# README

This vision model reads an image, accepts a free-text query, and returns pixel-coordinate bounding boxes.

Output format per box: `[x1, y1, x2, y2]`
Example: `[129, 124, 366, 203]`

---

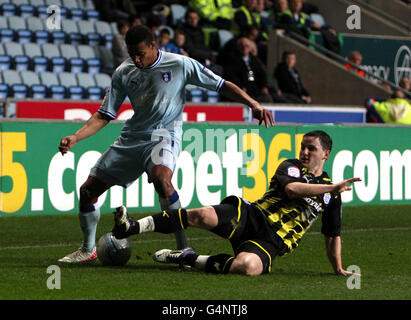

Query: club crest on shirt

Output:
[323, 192, 331, 205]
[287, 166, 300, 178]
[161, 71, 172, 83]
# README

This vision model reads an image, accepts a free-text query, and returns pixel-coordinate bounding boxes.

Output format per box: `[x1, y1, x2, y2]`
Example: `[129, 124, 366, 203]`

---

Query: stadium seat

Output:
[3, 69, 29, 98]
[7, 16, 33, 43]
[310, 13, 326, 26]
[85, 10, 100, 22]
[77, 72, 103, 100]
[93, 45, 114, 74]
[78, 0, 95, 10]
[0, 43, 11, 70]
[39, 71, 66, 98]
[61, 19, 82, 45]
[20, 70, 47, 98]
[94, 73, 111, 90]
[70, 8, 85, 21]
[0, 83, 9, 99]
[77, 20, 101, 46]
[61, 0, 79, 9]
[206, 90, 219, 103]
[0, 16, 15, 43]
[0, 3, 17, 17]
[4, 41, 30, 71]
[77, 44, 101, 74]
[29, 0, 46, 6]
[218, 29, 234, 50]
[95, 21, 113, 49]
[41, 43, 65, 72]
[58, 71, 84, 99]
[23, 42, 48, 73]
[19, 4, 36, 18]
[59, 43, 84, 73]
[170, 4, 186, 27]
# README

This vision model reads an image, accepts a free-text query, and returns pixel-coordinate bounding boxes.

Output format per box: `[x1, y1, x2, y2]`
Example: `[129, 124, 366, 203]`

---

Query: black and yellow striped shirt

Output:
[252, 159, 342, 255]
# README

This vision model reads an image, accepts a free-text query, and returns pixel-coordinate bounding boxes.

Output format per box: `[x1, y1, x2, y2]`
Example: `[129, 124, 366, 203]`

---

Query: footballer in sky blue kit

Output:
[58, 25, 274, 263]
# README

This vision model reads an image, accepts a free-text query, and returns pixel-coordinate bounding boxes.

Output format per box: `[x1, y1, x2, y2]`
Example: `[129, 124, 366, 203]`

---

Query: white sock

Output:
[194, 255, 210, 271]
[137, 216, 155, 233]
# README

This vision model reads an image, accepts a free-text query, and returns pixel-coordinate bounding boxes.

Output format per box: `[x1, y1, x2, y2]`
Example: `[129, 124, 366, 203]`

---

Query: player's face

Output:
[299, 136, 330, 172]
[128, 41, 158, 69]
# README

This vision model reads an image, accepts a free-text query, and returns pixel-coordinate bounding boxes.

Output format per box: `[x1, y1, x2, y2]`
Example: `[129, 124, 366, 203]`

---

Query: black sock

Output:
[152, 209, 188, 234]
[205, 254, 234, 274]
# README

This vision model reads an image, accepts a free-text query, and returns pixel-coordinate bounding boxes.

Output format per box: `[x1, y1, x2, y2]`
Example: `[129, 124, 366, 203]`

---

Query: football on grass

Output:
[97, 233, 132, 266]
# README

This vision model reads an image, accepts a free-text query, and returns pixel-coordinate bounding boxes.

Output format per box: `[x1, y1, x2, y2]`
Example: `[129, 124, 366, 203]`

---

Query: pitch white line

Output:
[0, 226, 410, 251]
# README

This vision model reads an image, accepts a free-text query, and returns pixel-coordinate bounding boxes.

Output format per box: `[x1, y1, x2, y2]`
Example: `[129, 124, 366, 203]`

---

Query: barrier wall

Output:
[1, 120, 410, 216]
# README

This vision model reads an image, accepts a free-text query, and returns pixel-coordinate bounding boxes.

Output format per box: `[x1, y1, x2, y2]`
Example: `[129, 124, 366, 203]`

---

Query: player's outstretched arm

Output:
[285, 177, 361, 199]
[220, 81, 274, 128]
[59, 112, 110, 155]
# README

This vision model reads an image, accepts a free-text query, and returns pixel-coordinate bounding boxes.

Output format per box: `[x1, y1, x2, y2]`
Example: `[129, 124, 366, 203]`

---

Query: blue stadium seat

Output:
[21, 70, 47, 98]
[0, 29, 15, 43]
[4, 42, 30, 71]
[23, 42, 48, 73]
[77, 20, 101, 46]
[41, 43, 66, 73]
[39, 71, 66, 98]
[95, 21, 113, 49]
[77, 44, 101, 74]
[206, 91, 219, 103]
[0, 3, 17, 17]
[0, 55, 12, 70]
[0, 83, 9, 99]
[60, 43, 84, 73]
[70, 8, 84, 21]
[19, 5, 36, 17]
[186, 89, 204, 102]
[76, 72, 102, 100]
[36, 6, 48, 19]
[85, 10, 100, 22]
[12, 84, 29, 98]
[61, 19, 82, 45]
[59, 71, 84, 99]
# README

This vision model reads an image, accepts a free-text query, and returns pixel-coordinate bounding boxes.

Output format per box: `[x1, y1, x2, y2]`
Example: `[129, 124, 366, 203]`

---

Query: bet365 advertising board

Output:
[1, 120, 410, 216]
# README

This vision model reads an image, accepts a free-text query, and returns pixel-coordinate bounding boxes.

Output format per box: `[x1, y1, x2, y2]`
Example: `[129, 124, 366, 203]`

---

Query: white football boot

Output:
[58, 246, 97, 263]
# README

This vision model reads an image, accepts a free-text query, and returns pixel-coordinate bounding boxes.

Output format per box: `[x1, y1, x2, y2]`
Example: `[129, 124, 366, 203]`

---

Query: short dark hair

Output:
[125, 25, 155, 46]
[304, 130, 333, 151]
[281, 50, 296, 62]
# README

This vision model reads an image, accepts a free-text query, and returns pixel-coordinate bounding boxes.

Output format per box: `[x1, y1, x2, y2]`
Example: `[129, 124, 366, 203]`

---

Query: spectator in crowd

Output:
[157, 28, 179, 54]
[365, 97, 411, 124]
[172, 30, 190, 57]
[280, 0, 322, 30]
[399, 76, 411, 92]
[274, 50, 312, 104]
[189, 0, 235, 29]
[93, 0, 137, 22]
[223, 37, 273, 103]
[235, 0, 269, 40]
[217, 25, 259, 66]
[301, 0, 319, 14]
[181, 9, 214, 67]
[112, 20, 130, 67]
[344, 51, 365, 77]
[129, 15, 143, 27]
[146, 14, 163, 36]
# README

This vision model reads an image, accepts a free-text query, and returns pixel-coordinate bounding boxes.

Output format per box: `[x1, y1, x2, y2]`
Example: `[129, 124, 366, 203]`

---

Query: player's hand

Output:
[333, 177, 361, 193]
[59, 135, 77, 155]
[335, 268, 360, 277]
[252, 104, 275, 128]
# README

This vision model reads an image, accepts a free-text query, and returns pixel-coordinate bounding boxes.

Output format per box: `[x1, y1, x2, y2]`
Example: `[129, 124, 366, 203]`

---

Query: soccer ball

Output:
[97, 233, 132, 266]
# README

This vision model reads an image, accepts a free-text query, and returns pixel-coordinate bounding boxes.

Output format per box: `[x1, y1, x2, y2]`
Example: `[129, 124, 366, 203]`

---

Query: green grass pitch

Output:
[0, 204, 410, 300]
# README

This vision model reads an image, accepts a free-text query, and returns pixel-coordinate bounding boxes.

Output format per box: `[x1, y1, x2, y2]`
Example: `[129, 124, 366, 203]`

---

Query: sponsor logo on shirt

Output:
[323, 192, 331, 205]
[287, 166, 300, 178]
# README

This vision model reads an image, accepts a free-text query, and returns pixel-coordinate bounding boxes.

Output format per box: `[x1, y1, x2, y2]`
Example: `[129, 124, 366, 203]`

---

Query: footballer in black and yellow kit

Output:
[112, 130, 361, 276]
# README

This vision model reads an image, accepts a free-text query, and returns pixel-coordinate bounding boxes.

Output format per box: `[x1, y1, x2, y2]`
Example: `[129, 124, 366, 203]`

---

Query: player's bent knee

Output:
[187, 207, 215, 228]
[231, 253, 263, 276]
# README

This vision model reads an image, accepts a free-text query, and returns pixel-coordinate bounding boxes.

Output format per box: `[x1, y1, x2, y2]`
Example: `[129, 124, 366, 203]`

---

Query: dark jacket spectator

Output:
[274, 51, 311, 104]
[181, 9, 214, 65]
[223, 37, 272, 103]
